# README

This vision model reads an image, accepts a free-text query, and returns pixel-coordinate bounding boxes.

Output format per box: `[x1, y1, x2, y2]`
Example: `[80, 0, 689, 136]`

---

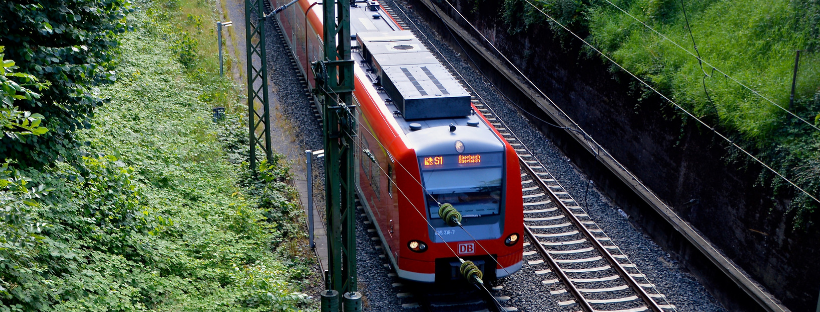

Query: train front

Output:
[403, 120, 524, 283]
[353, 31, 523, 283]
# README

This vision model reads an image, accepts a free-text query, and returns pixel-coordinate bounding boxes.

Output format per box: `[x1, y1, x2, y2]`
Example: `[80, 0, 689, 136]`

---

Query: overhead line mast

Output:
[245, 0, 273, 171]
[313, 0, 360, 310]
[246, 0, 358, 307]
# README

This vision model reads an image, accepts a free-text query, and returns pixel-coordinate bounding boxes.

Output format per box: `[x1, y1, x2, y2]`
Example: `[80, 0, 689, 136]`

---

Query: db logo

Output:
[458, 243, 475, 254]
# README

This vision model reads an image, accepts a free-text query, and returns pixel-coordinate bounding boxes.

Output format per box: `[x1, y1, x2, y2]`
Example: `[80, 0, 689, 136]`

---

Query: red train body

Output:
[273, 0, 523, 283]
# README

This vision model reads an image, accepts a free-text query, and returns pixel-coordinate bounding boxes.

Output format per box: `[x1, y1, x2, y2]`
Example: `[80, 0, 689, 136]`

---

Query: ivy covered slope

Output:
[506, 0, 820, 223]
[1, 0, 318, 311]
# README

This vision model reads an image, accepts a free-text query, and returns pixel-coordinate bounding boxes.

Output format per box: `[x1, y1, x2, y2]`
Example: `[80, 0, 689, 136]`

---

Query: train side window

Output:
[360, 139, 370, 179]
[372, 159, 380, 200]
[387, 163, 393, 198]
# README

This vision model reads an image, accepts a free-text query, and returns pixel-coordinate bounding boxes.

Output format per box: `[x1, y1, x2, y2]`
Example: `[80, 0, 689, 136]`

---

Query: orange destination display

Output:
[420, 153, 502, 170]
[458, 154, 481, 164]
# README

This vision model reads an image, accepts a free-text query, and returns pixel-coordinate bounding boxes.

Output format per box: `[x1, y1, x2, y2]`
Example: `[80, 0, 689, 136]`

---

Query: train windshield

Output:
[419, 153, 504, 219]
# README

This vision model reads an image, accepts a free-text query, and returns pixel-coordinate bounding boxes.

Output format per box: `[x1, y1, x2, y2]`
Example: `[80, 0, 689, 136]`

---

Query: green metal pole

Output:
[337, 0, 357, 298]
[317, 0, 356, 309]
[218, 22, 223, 77]
[245, 0, 256, 172]
[258, 0, 272, 162]
[245, 0, 273, 172]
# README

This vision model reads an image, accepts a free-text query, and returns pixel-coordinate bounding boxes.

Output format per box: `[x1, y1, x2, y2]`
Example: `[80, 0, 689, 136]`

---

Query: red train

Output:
[273, 0, 523, 283]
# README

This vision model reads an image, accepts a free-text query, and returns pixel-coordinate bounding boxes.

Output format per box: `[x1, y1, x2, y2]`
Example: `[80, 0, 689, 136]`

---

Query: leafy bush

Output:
[172, 32, 199, 70]
[1, 48, 48, 141]
[0, 161, 47, 306]
[0, 48, 51, 309]
[0, 0, 133, 167]
[1, 155, 154, 311]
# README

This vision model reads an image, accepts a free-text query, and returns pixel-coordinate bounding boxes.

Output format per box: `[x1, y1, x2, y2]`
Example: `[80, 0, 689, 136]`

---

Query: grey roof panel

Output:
[381, 64, 471, 119]
[357, 31, 471, 119]
[368, 52, 439, 79]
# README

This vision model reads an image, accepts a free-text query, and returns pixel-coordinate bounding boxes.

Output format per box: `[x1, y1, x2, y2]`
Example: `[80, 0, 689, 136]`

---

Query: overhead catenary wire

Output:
[398, 1, 793, 309]
[404, 0, 605, 166]
[414, 0, 603, 155]
[400, 1, 675, 309]
[519, 2, 795, 310]
[521, 0, 819, 206]
[677, 0, 720, 115]
[414, 0, 819, 208]
[597, 0, 820, 133]
[676, 0, 708, 81]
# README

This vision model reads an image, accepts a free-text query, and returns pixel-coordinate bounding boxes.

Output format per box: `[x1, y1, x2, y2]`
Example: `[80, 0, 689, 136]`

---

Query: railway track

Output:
[351, 98, 679, 312]
[376, 2, 678, 311]
[474, 101, 677, 312]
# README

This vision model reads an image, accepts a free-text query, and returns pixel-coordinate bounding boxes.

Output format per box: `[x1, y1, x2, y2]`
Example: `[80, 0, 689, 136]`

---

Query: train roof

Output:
[356, 31, 471, 120]
[349, 2, 504, 156]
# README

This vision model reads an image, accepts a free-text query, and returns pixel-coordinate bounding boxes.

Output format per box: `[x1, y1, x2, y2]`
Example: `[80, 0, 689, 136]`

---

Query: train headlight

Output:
[408, 240, 428, 252]
[505, 233, 520, 246]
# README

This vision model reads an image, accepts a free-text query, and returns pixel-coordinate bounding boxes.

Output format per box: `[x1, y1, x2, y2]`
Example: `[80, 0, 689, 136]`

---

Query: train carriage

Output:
[273, 0, 523, 283]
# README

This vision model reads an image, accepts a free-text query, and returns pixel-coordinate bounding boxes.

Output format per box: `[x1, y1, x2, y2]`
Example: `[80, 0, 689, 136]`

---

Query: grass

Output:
[587, 0, 819, 141]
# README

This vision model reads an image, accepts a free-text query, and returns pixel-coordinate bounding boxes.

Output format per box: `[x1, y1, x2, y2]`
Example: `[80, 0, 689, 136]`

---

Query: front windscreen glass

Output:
[419, 153, 503, 218]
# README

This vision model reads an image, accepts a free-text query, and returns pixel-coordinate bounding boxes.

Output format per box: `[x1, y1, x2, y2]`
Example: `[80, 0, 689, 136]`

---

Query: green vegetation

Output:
[502, 0, 820, 225]
[1, 48, 49, 141]
[0, 0, 132, 166]
[1, 0, 319, 310]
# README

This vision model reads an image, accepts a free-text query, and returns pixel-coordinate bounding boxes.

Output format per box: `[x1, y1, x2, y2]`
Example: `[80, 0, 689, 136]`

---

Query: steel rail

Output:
[519, 157, 664, 312]
[522, 221, 594, 312]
